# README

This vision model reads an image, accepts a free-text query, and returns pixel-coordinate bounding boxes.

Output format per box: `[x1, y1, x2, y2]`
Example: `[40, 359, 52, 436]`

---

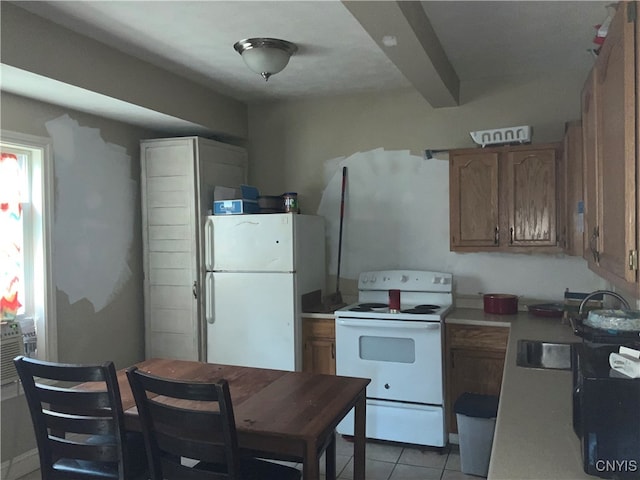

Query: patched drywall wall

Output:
[46, 115, 135, 312]
[317, 147, 607, 301]
[318, 148, 449, 279]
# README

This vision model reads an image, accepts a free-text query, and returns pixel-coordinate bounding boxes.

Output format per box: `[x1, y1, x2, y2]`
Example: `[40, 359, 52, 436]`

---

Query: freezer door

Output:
[206, 272, 298, 371]
[205, 214, 295, 272]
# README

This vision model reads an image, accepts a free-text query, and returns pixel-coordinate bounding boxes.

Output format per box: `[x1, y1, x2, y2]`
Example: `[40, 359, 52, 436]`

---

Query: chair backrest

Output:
[13, 355, 134, 480]
[126, 366, 242, 480]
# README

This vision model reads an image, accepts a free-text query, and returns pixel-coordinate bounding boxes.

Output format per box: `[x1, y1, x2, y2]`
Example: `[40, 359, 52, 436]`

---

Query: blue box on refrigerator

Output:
[213, 199, 260, 215]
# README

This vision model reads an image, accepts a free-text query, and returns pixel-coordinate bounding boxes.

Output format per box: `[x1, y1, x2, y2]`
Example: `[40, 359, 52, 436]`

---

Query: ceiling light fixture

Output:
[233, 38, 298, 81]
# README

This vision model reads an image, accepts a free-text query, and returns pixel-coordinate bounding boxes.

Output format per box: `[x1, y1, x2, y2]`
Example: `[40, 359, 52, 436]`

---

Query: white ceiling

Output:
[3, 1, 610, 128]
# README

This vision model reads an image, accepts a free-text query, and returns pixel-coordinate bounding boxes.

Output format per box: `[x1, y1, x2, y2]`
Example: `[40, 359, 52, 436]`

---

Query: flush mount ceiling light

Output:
[233, 37, 298, 81]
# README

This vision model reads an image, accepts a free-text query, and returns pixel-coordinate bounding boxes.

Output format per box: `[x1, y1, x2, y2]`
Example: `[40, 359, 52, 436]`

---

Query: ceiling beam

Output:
[343, 0, 459, 108]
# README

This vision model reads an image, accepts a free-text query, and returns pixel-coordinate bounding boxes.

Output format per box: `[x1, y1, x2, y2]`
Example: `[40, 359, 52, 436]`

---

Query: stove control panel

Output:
[358, 270, 452, 292]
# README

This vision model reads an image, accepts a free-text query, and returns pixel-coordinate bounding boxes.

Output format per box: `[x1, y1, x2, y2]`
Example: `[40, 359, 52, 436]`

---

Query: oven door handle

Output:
[336, 319, 440, 329]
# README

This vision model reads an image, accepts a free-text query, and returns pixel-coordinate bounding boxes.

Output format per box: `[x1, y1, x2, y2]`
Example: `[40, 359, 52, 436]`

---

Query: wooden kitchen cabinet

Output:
[450, 144, 560, 252]
[582, 68, 599, 270]
[581, 1, 638, 293]
[445, 324, 509, 434]
[302, 316, 336, 375]
[141, 137, 247, 361]
[560, 120, 584, 256]
[449, 151, 500, 248]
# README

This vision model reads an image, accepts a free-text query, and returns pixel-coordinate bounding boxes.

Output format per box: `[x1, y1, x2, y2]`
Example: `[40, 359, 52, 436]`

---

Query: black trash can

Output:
[454, 392, 499, 477]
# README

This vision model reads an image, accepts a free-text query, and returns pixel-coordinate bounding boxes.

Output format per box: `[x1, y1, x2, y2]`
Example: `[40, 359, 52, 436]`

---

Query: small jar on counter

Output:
[283, 192, 299, 213]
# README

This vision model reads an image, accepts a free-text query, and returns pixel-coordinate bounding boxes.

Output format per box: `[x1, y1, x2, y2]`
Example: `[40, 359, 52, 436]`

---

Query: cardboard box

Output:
[213, 199, 260, 215]
[214, 186, 240, 201]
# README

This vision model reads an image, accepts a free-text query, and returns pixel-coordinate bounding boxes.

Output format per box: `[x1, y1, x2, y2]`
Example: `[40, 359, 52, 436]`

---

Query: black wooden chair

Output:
[14, 356, 148, 480]
[126, 366, 302, 480]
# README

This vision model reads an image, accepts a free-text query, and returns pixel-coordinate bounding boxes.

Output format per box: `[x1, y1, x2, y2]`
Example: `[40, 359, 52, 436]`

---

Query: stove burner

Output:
[401, 304, 441, 314]
[349, 302, 388, 312]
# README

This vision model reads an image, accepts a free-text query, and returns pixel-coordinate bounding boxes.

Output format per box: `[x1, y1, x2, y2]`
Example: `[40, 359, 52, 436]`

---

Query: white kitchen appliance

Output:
[204, 213, 325, 371]
[335, 270, 453, 447]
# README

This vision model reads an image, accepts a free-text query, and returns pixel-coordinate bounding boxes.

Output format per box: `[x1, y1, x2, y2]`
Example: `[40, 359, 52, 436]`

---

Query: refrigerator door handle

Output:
[205, 272, 214, 324]
[204, 216, 214, 271]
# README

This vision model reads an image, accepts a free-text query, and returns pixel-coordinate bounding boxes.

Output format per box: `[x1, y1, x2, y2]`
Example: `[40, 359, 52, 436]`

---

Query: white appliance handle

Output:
[205, 272, 214, 324]
[336, 319, 440, 330]
[204, 217, 213, 271]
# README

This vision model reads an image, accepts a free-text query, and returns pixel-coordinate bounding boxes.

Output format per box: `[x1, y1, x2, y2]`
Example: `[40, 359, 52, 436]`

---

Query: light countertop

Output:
[447, 308, 591, 480]
[301, 312, 336, 319]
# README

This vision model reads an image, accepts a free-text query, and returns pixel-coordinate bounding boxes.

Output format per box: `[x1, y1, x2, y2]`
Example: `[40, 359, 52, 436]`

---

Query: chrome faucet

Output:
[578, 290, 630, 317]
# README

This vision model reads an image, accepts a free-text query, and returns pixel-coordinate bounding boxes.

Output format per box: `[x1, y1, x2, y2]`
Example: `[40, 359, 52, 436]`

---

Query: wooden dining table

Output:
[84, 358, 370, 480]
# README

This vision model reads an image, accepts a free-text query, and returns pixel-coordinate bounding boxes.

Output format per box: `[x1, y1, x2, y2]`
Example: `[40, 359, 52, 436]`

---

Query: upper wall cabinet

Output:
[561, 120, 584, 257]
[449, 150, 499, 249]
[449, 143, 560, 253]
[581, 1, 638, 294]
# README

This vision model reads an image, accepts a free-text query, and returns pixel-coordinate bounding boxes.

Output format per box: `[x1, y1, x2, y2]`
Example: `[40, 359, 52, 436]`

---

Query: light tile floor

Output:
[17, 437, 481, 480]
[317, 436, 479, 480]
[272, 436, 480, 480]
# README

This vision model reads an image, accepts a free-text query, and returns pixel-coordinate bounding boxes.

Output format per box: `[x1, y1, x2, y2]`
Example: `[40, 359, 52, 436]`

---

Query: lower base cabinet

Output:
[302, 316, 336, 375]
[445, 324, 509, 434]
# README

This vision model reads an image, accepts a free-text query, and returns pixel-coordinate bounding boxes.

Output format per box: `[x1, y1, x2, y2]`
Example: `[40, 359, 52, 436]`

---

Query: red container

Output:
[389, 289, 401, 312]
[483, 294, 518, 315]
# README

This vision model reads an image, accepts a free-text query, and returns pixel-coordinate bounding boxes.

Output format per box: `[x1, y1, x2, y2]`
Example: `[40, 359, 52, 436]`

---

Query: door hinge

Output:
[629, 250, 638, 271]
[628, 2, 637, 22]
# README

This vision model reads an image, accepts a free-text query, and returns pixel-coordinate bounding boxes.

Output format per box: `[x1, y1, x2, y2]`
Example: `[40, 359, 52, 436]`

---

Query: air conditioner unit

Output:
[1, 321, 25, 385]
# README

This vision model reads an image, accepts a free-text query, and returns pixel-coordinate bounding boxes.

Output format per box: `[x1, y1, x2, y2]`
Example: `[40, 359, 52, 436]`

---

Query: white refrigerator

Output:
[204, 213, 325, 371]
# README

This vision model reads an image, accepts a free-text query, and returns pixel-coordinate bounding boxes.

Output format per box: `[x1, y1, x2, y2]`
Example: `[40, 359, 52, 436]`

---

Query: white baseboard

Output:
[448, 433, 459, 445]
[1, 448, 39, 480]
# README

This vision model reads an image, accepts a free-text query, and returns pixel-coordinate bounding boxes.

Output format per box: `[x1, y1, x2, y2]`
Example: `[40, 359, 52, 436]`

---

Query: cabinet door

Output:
[302, 318, 336, 375]
[449, 151, 500, 249]
[142, 138, 200, 361]
[448, 348, 506, 433]
[582, 69, 600, 266]
[563, 121, 584, 256]
[594, 1, 637, 286]
[303, 338, 336, 375]
[505, 148, 558, 247]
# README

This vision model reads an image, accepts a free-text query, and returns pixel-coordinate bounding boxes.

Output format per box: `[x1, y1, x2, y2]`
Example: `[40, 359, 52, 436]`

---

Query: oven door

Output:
[335, 318, 443, 404]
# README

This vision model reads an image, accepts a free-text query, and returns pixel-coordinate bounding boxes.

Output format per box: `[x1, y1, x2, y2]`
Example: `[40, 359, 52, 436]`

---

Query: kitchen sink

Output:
[516, 339, 575, 370]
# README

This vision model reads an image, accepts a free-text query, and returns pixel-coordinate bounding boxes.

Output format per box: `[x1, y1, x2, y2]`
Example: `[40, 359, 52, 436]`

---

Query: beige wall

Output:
[248, 72, 587, 211]
[0, 92, 166, 466]
[247, 72, 608, 300]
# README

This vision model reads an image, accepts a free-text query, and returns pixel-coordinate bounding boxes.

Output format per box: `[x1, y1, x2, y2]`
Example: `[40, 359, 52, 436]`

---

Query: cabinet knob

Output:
[384, 383, 390, 389]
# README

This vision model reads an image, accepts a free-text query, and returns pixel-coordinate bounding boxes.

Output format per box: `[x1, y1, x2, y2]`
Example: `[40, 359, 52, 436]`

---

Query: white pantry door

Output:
[141, 137, 246, 361]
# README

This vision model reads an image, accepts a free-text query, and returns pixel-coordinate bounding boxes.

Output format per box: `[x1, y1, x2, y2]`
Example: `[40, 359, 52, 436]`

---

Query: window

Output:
[1, 131, 56, 362]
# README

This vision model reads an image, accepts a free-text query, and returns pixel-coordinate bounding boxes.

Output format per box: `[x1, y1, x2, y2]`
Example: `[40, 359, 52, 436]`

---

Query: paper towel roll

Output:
[609, 352, 640, 378]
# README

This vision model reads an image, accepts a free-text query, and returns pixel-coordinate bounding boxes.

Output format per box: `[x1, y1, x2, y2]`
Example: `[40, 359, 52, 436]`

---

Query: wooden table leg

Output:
[303, 440, 320, 480]
[353, 391, 366, 480]
[325, 431, 337, 480]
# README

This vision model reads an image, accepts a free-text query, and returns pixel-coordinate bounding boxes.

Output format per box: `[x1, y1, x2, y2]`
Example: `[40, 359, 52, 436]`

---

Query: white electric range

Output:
[335, 269, 453, 447]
